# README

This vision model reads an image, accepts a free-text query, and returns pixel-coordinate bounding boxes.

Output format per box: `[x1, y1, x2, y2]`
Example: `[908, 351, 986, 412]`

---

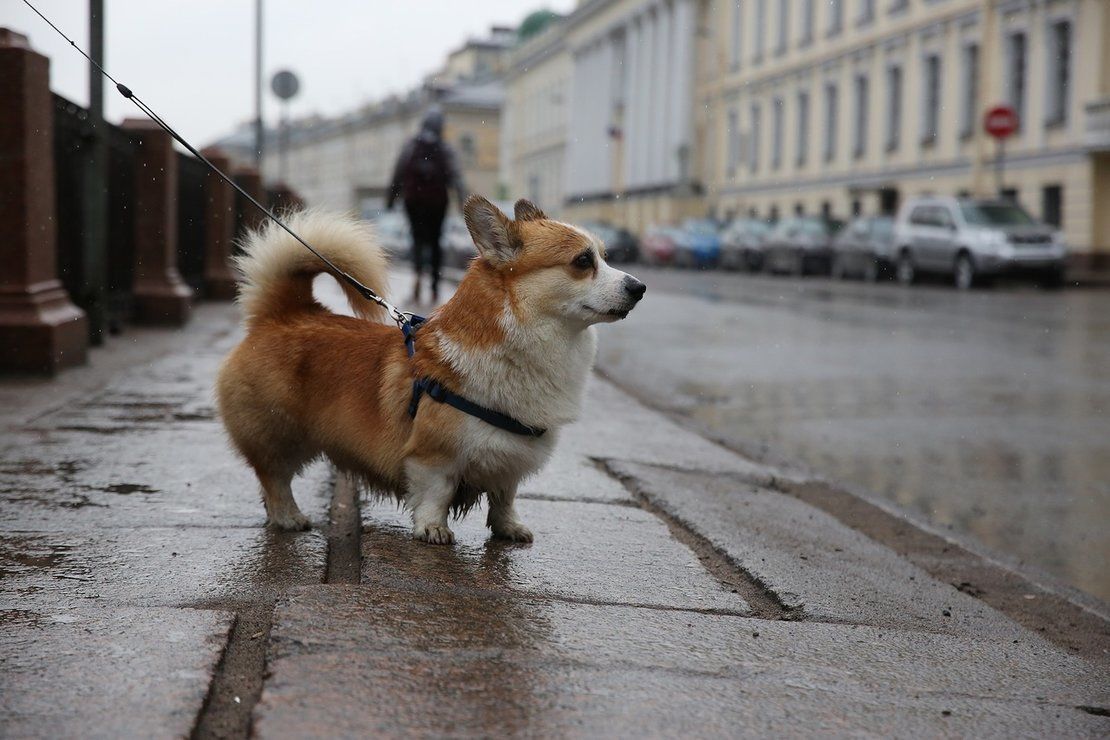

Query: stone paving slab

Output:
[0, 526, 326, 610]
[0, 606, 232, 739]
[255, 584, 1109, 739]
[361, 496, 747, 613]
[0, 437, 332, 531]
[564, 376, 794, 482]
[608, 460, 1044, 641]
[518, 446, 634, 504]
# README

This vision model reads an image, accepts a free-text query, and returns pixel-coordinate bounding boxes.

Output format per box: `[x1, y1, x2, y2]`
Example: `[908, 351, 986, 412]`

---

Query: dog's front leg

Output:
[488, 484, 534, 543]
[405, 458, 457, 545]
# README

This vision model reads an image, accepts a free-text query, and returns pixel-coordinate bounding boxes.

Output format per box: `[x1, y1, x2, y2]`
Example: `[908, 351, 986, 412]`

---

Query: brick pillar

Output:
[234, 165, 265, 237]
[200, 147, 237, 300]
[0, 29, 88, 375]
[123, 118, 192, 325]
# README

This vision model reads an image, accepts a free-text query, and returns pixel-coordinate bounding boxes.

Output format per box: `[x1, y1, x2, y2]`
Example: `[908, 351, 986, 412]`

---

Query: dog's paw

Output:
[268, 511, 312, 531]
[414, 524, 455, 545]
[492, 521, 534, 543]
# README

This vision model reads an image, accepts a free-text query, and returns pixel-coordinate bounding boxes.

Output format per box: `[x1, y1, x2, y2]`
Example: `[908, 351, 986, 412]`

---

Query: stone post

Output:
[233, 164, 265, 237]
[200, 147, 238, 300]
[0, 29, 88, 374]
[122, 118, 192, 325]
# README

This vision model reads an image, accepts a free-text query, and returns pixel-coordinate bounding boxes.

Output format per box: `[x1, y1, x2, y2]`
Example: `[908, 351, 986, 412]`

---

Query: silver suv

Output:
[893, 197, 1067, 289]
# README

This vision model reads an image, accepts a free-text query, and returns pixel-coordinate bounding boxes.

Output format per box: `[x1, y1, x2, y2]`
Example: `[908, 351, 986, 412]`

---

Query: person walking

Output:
[386, 107, 467, 304]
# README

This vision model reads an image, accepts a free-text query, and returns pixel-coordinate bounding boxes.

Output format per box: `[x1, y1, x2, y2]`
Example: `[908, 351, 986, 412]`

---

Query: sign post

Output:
[270, 70, 301, 183]
[983, 104, 1019, 197]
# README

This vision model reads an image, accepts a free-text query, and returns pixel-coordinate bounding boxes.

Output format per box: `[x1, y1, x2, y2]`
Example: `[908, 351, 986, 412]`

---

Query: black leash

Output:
[25, 0, 546, 439]
[20, 0, 412, 327]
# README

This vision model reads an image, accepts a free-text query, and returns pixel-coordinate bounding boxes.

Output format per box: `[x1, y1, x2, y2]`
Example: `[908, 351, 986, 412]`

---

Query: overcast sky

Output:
[2, 0, 575, 145]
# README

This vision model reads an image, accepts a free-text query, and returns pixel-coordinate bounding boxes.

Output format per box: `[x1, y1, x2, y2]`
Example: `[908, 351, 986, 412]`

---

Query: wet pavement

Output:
[596, 268, 1110, 604]
[1, 271, 1108, 737]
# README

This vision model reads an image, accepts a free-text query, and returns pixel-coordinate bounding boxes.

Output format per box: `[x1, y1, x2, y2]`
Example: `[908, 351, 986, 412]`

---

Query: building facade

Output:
[558, 0, 707, 231]
[500, 21, 572, 217]
[704, 0, 1110, 260]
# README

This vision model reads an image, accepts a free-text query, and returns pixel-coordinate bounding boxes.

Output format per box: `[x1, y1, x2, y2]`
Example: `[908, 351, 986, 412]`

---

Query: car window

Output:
[959, 202, 1036, 226]
[909, 206, 933, 226]
[934, 207, 954, 228]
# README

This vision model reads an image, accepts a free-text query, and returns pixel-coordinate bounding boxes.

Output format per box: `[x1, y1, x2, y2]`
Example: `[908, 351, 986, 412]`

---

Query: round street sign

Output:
[271, 70, 300, 101]
[984, 104, 1019, 139]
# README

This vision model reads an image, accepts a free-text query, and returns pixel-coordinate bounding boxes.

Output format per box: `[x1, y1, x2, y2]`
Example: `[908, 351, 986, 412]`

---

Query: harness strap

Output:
[402, 317, 546, 438]
[409, 378, 546, 438]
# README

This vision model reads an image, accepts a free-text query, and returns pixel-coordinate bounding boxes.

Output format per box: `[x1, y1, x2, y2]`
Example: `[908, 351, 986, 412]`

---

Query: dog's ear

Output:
[464, 195, 519, 265]
[514, 199, 547, 222]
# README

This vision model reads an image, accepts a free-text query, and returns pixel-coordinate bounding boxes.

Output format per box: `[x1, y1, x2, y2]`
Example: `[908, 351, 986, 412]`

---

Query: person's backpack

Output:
[402, 137, 449, 205]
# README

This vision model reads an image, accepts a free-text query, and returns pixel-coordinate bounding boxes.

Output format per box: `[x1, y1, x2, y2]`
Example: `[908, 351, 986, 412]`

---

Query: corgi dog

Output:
[216, 196, 645, 544]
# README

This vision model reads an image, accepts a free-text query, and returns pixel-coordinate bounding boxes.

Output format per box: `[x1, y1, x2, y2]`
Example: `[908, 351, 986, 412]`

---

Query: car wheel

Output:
[1039, 266, 1066, 290]
[862, 257, 879, 283]
[790, 250, 805, 277]
[896, 250, 916, 285]
[954, 253, 975, 290]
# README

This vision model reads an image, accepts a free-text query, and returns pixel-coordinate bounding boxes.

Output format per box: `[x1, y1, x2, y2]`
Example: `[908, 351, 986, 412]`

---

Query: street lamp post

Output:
[254, 0, 264, 167]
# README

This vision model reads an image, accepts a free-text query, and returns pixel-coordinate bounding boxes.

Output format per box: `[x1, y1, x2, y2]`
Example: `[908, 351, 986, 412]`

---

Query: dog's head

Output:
[463, 196, 645, 327]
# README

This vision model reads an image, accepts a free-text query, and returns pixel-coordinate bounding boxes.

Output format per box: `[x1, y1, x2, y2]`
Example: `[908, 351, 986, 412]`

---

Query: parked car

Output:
[581, 221, 640, 263]
[762, 216, 845, 275]
[893, 196, 1067, 289]
[720, 219, 772, 271]
[673, 219, 722, 269]
[641, 226, 681, 266]
[442, 215, 476, 268]
[373, 212, 411, 260]
[830, 216, 896, 281]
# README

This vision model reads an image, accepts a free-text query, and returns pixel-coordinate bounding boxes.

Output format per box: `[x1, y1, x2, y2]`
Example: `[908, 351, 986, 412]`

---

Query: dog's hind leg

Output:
[256, 467, 311, 531]
[405, 458, 457, 545]
[488, 484, 533, 543]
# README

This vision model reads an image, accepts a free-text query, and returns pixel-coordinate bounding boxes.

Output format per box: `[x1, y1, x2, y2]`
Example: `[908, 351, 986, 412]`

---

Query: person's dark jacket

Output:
[386, 110, 467, 210]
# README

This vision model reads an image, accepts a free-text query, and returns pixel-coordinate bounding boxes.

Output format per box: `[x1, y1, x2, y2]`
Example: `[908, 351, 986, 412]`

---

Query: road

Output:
[596, 267, 1110, 603]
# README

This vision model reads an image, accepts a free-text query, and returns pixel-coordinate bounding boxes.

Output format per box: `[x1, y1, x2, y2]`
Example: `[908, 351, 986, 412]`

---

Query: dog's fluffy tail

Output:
[234, 209, 390, 324]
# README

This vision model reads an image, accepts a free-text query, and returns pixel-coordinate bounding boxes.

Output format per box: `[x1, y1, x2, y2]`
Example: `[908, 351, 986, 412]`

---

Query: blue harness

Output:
[402, 316, 546, 438]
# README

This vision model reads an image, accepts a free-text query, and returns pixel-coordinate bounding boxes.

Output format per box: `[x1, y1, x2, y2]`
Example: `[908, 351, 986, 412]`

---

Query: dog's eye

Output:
[573, 252, 594, 270]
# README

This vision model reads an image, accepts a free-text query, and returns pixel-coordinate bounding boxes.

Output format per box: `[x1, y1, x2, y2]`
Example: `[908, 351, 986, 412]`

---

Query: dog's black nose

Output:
[623, 276, 646, 301]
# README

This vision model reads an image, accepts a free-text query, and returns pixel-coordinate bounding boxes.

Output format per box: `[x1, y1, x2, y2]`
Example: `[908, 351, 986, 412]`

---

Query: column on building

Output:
[622, 18, 641, 191]
[643, 6, 660, 188]
[656, 1, 674, 184]
[596, 38, 615, 194]
[567, 45, 590, 197]
[670, 0, 696, 184]
[633, 11, 653, 190]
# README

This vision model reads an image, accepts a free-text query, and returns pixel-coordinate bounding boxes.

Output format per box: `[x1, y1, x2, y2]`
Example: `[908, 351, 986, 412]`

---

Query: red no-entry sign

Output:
[984, 105, 1019, 139]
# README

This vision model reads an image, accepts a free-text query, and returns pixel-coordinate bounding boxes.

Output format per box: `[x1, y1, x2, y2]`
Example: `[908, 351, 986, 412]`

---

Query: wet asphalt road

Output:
[596, 267, 1110, 603]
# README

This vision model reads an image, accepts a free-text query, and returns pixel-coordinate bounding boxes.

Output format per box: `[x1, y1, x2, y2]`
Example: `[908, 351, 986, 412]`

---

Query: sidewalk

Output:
[1, 276, 1108, 738]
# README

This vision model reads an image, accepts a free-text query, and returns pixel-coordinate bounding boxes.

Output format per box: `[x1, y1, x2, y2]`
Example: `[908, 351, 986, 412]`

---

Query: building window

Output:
[1006, 31, 1026, 132]
[730, 0, 743, 70]
[770, 204, 780, 222]
[824, 83, 838, 162]
[827, 0, 843, 36]
[772, 97, 784, 169]
[727, 108, 740, 176]
[795, 202, 805, 215]
[886, 64, 902, 151]
[754, 0, 766, 63]
[1042, 184, 1063, 227]
[889, 0, 908, 14]
[775, 0, 789, 55]
[459, 133, 476, 164]
[921, 54, 940, 146]
[796, 90, 810, 167]
[960, 43, 979, 139]
[858, 0, 875, 26]
[749, 102, 762, 172]
[854, 74, 869, 159]
[1046, 20, 1071, 126]
[800, 0, 814, 45]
